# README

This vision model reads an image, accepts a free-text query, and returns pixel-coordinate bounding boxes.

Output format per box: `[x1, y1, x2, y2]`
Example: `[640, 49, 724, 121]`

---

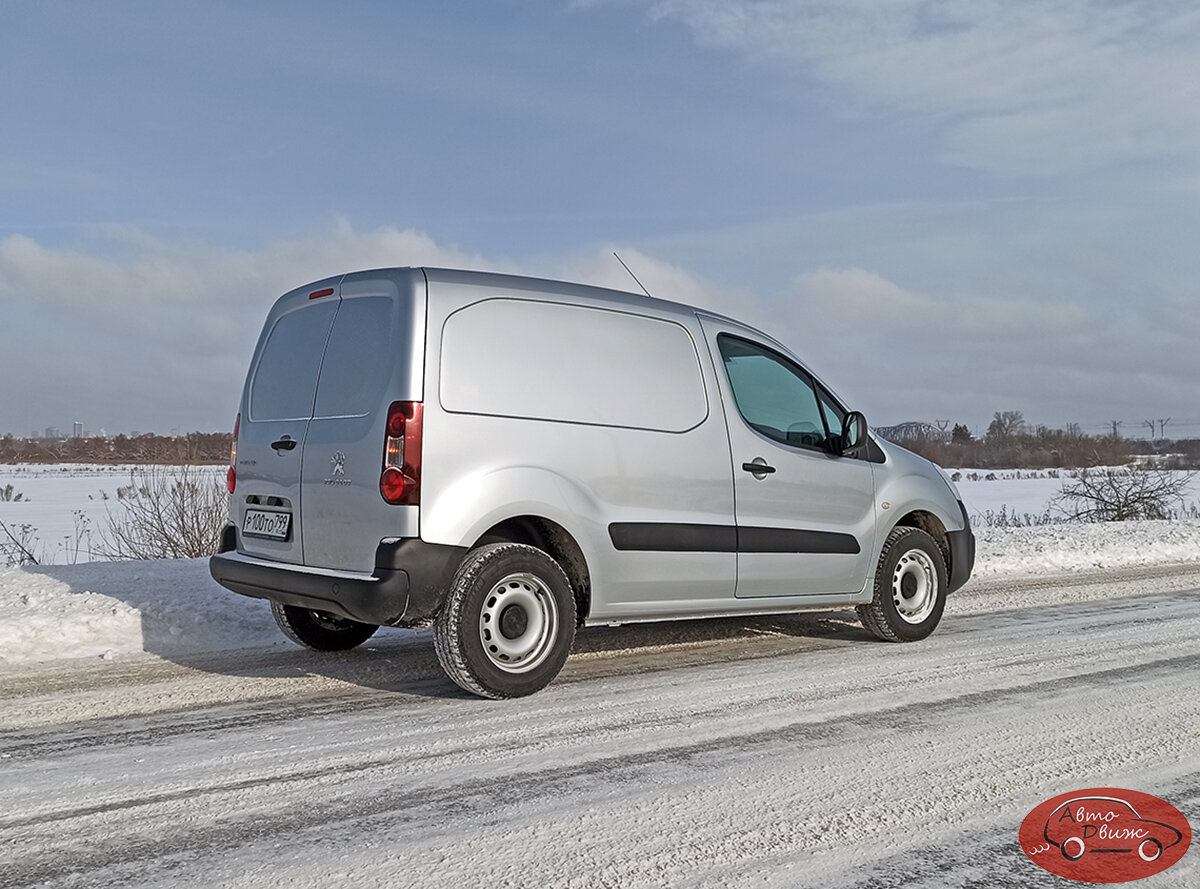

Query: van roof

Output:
[420, 266, 698, 317]
[332, 265, 782, 353]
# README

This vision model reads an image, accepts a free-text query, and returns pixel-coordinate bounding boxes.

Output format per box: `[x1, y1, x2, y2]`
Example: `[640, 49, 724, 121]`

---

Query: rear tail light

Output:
[227, 413, 240, 493]
[380, 401, 422, 505]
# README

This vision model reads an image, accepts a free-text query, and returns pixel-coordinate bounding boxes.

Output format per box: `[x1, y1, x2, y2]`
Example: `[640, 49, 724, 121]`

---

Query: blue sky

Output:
[3, 0, 1200, 439]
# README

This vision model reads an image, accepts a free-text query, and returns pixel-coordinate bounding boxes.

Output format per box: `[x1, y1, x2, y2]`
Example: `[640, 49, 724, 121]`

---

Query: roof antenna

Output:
[613, 251, 653, 298]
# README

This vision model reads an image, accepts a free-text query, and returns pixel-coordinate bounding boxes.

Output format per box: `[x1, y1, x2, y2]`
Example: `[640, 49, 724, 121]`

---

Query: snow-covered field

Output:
[1, 462, 1199, 666]
[2, 463, 1197, 568]
[0, 463, 224, 565]
[949, 466, 1200, 523]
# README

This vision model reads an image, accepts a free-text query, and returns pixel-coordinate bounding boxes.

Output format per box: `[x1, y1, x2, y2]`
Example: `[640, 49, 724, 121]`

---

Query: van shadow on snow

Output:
[28, 558, 873, 698]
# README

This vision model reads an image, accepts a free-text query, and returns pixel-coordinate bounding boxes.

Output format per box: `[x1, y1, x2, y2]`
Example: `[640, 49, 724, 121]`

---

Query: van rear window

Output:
[313, 296, 396, 418]
[249, 302, 337, 422]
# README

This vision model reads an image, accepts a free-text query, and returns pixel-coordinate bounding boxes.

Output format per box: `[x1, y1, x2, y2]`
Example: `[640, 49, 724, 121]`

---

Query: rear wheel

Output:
[271, 602, 379, 651]
[857, 526, 947, 642]
[434, 543, 576, 698]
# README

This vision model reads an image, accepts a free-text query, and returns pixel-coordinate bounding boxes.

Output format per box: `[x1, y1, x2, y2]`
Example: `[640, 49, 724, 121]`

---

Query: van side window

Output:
[718, 335, 830, 451]
[249, 302, 338, 422]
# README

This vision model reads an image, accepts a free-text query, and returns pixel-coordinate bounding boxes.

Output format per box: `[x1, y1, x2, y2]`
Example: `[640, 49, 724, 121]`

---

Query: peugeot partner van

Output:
[210, 268, 974, 698]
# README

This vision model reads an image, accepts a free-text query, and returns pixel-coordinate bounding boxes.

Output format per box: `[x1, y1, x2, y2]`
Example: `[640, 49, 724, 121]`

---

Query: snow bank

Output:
[974, 519, 1200, 577]
[2, 519, 1199, 667]
[0, 558, 281, 665]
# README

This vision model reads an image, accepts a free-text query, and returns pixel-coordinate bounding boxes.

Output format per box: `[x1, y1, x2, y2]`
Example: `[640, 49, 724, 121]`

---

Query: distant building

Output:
[73, 421, 84, 439]
[44, 426, 62, 440]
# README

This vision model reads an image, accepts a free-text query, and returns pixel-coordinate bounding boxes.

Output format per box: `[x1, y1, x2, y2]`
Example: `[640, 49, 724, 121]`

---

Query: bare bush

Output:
[1, 521, 40, 566]
[98, 464, 227, 559]
[972, 504, 1054, 528]
[1052, 468, 1196, 522]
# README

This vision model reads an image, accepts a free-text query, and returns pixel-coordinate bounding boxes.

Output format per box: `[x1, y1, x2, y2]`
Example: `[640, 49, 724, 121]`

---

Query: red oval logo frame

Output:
[1020, 788, 1191, 883]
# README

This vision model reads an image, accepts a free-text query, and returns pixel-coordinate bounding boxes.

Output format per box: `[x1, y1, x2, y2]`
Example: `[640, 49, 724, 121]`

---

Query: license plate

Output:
[242, 509, 292, 540]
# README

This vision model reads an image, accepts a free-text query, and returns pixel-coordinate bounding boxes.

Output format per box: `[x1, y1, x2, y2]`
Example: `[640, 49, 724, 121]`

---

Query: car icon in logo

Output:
[1044, 796, 1184, 863]
[330, 451, 346, 477]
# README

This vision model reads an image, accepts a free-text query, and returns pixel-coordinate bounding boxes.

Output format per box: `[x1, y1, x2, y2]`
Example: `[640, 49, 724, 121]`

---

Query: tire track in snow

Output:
[3, 587, 1196, 760]
[3, 650, 1197, 887]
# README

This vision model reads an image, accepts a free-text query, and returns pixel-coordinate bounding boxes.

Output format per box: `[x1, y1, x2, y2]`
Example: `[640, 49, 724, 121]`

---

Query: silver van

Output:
[210, 268, 974, 698]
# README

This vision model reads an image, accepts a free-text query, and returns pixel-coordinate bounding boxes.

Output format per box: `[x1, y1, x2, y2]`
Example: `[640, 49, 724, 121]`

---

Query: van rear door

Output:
[234, 279, 341, 565]
[299, 271, 425, 573]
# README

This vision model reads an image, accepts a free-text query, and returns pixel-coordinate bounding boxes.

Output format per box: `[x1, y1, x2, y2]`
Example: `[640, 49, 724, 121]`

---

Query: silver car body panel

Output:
[223, 266, 968, 626]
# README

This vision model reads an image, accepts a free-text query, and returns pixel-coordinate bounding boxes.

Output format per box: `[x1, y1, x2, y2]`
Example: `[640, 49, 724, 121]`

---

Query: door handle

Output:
[271, 437, 298, 451]
[742, 459, 776, 477]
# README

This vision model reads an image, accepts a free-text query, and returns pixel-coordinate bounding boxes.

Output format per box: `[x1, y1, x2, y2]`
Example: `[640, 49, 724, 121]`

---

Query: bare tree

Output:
[1052, 468, 1195, 522]
[98, 464, 227, 560]
[987, 410, 1027, 440]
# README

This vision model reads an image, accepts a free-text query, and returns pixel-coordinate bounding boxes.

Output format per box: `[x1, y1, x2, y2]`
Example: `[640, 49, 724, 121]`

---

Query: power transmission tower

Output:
[1110, 420, 1123, 438]
[1158, 418, 1172, 439]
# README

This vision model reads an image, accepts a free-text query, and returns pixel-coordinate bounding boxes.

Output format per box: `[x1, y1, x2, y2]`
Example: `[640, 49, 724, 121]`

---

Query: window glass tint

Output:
[249, 302, 337, 421]
[718, 335, 828, 449]
[314, 297, 396, 418]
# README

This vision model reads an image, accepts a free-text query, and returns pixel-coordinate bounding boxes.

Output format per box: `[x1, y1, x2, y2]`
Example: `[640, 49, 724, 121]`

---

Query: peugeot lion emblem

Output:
[330, 451, 346, 477]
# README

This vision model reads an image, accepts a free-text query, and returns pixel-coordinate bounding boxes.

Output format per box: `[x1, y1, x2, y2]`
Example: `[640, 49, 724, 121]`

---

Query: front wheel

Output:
[857, 526, 947, 642]
[434, 543, 576, 698]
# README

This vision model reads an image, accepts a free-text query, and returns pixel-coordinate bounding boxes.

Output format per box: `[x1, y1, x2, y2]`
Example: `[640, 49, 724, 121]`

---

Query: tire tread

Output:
[433, 542, 575, 699]
[857, 526, 946, 643]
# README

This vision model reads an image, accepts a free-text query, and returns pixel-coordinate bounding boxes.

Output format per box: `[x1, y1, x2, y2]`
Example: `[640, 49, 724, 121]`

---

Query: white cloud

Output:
[4, 221, 1197, 437]
[0, 225, 749, 435]
[552, 245, 750, 314]
[625, 0, 1200, 175]
[0, 222, 493, 434]
[777, 262, 1200, 430]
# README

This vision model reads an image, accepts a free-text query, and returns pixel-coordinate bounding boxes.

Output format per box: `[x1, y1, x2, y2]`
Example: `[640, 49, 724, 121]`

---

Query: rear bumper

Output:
[946, 501, 975, 594]
[209, 526, 466, 626]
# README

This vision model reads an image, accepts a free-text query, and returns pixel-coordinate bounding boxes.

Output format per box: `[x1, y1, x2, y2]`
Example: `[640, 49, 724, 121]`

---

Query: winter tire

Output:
[271, 601, 379, 651]
[857, 526, 947, 642]
[434, 542, 576, 699]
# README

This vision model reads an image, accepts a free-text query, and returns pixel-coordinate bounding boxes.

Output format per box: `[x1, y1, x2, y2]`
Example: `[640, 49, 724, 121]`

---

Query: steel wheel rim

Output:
[478, 572, 558, 673]
[891, 548, 938, 624]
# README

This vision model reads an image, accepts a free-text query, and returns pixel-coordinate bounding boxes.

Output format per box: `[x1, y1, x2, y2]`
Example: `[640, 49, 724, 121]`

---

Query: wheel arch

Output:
[471, 515, 592, 624]
[890, 509, 950, 569]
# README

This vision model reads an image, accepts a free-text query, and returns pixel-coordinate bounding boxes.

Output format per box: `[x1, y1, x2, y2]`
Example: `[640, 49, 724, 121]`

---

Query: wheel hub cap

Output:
[479, 572, 558, 673]
[498, 604, 528, 639]
[891, 548, 938, 624]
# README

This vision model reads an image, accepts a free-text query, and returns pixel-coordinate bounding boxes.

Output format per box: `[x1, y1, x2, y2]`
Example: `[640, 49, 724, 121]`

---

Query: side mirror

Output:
[838, 411, 869, 458]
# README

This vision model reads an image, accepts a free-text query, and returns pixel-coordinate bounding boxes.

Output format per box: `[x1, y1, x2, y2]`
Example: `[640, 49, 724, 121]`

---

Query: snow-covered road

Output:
[2, 567, 1198, 888]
